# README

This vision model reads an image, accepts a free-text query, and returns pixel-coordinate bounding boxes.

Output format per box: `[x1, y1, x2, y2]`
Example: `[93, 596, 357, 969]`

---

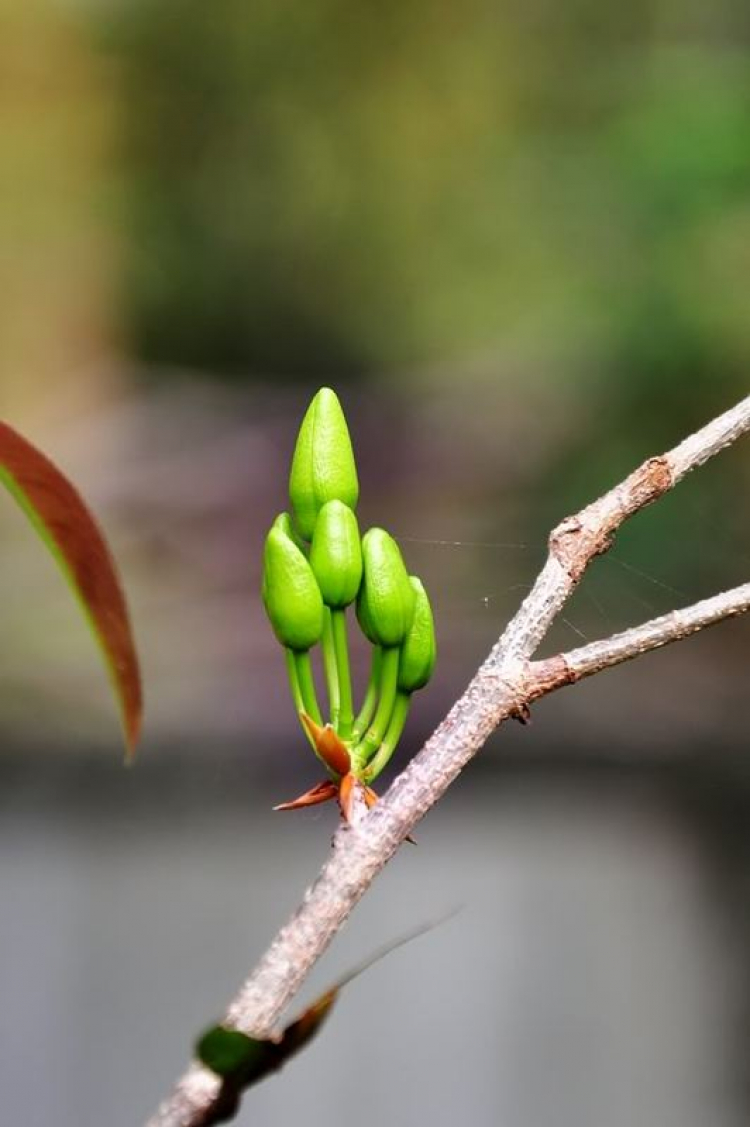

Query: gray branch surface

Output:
[147, 394, 750, 1127]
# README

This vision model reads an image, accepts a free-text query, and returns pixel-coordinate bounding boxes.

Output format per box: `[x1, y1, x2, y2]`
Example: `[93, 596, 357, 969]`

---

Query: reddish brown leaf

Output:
[0, 422, 143, 757]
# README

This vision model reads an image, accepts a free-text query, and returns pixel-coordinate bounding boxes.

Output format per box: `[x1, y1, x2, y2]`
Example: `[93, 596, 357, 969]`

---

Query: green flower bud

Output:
[310, 500, 363, 608]
[289, 387, 359, 540]
[398, 576, 436, 693]
[262, 526, 324, 650]
[355, 577, 378, 645]
[356, 528, 416, 648]
[272, 510, 307, 553]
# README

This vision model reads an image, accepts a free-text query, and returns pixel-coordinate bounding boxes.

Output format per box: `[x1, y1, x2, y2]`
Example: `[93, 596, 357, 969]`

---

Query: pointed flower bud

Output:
[289, 387, 359, 540]
[398, 576, 436, 693]
[272, 510, 308, 553]
[356, 528, 416, 648]
[354, 576, 378, 645]
[310, 499, 363, 608]
[262, 526, 324, 651]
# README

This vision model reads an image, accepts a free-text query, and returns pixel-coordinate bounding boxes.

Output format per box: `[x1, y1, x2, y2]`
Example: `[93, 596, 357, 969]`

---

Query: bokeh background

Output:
[1, 2, 750, 1125]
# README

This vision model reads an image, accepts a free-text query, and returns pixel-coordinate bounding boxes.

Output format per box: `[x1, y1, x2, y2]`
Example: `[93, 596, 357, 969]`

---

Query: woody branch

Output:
[147, 393, 750, 1127]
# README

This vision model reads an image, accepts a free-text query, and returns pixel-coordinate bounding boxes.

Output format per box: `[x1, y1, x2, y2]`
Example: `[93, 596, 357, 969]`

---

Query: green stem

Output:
[321, 608, 340, 729]
[351, 646, 382, 742]
[285, 648, 316, 751]
[331, 608, 354, 739]
[363, 691, 410, 782]
[355, 645, 400, 763]
[294, 649, 322, 726]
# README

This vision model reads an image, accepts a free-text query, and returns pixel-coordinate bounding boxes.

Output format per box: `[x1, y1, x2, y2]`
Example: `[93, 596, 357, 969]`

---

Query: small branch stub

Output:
[549, 454, 672, 582]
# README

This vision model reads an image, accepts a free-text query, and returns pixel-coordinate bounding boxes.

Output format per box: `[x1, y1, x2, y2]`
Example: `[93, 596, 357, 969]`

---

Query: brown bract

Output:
[299, 713, 352, 776]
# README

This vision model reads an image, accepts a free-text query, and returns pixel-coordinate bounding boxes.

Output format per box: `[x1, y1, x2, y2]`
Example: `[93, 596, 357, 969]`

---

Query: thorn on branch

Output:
[511, 703, 532, 724]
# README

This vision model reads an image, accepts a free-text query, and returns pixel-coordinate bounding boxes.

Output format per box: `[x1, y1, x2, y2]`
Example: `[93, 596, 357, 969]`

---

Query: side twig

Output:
[530, 581, 750, 698]
[147, 394, 750, 1127]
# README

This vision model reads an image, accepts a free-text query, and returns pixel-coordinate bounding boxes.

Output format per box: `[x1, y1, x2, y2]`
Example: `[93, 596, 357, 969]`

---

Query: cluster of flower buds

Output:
[262, 387, 436, 822]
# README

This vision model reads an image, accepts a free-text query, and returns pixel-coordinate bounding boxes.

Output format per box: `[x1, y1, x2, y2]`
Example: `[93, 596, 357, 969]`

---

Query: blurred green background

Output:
[1, 3, 750, 1126]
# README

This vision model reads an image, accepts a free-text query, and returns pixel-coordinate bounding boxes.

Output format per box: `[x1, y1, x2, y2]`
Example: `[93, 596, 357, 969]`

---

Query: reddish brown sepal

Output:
[273, 780, 338, 812]
[0, 422, 143, 758]
[362, 784, 380, 810]
[337, 772, 357, 823]
[275, 771, 415, 843]
[299, 712, 351, 776]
